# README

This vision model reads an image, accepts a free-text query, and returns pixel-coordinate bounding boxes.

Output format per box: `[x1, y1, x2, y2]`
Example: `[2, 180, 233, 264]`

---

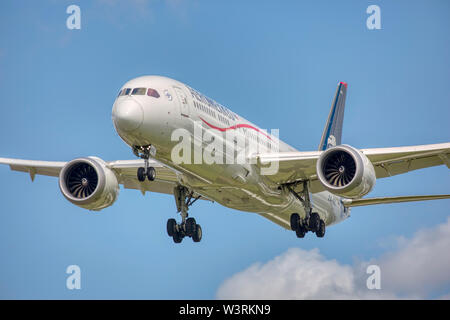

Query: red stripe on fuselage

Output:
[199, 117, 272, 141]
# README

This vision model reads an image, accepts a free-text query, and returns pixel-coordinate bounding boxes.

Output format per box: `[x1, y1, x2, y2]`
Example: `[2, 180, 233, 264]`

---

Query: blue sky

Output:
[0, 0, 449, 299]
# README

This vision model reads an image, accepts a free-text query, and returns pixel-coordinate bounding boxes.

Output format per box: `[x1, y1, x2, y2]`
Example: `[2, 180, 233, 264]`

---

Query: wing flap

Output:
[121, 178, 177, 195]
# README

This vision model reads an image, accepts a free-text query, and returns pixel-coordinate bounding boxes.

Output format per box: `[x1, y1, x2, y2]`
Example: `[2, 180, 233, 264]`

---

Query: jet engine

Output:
[58, 157, 119, 211]
[316, 145, 376, 199]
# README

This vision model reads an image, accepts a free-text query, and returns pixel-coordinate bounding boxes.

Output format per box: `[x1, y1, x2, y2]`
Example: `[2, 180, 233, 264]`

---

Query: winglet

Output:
[318, 82, 348, 151]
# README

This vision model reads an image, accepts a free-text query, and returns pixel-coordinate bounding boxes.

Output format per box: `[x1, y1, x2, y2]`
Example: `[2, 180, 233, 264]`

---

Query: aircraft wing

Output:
[0, 158, 66, 180]
[253, 142, 450, 192]
[342, 194, 450, 207]
[360, 143, 450, 178]
[0, 157, 180, 196]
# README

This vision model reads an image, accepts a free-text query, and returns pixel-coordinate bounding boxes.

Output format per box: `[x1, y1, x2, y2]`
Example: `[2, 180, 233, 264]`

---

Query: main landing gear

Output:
[133, 146, 156, 182]
[286, 181, 326, 238]
[167, 186, 203, 244]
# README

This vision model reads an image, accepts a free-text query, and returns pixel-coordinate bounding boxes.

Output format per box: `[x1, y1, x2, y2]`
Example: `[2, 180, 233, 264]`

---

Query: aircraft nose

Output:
[112, 99, 144, 132]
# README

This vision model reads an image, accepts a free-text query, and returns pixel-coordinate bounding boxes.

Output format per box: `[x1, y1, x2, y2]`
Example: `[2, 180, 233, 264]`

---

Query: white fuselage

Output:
[112, 76, 349, 229]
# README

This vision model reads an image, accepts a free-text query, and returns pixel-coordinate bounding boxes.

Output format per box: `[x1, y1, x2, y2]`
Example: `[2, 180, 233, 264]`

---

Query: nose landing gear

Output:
[133, 145, 156, 182]
[137, 166, 156, 182]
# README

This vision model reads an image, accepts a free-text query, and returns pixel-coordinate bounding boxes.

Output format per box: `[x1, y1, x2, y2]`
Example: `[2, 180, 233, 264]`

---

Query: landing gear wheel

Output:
[309, 212, 320, 232]
[185, 217, 197, 237]
[137, 167, 146, 182]
[167, 218, 176, 237]
[169, 186, 203, 244]
[295, 226, 306, 238]
[290, 213, 300, 231]
[173, 231, 183, 243]
[147, 167, 156, 181]
[193, 224, 202, 242]
[316, 220, 326, 238]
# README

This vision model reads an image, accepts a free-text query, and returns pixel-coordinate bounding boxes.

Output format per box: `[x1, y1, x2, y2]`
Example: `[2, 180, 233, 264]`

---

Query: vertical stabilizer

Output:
[318, 82, 347, 151]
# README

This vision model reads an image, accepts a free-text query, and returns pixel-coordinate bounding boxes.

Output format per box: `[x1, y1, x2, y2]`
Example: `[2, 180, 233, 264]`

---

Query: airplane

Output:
[1, 75, 449, 243]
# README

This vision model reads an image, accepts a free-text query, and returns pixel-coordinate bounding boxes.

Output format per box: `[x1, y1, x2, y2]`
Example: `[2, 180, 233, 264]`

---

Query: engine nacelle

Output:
[58, 157, 119, 211]
[316, 145, 376, 199]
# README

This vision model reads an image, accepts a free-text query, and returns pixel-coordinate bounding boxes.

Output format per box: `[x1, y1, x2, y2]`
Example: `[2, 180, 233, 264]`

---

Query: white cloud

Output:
[376, 217, 450, 296]
[216, 218, 450, 299]
[217, 248, 394, 299]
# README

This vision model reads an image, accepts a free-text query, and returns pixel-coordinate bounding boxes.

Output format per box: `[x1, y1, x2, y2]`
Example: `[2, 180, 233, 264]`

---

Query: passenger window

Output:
[132, 88, 146, 95]
[147, 88, 160, 98]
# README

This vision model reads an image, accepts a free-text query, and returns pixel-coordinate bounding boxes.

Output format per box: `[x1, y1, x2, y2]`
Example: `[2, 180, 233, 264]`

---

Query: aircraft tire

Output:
[167, 218, 177, 237]
[290, 213, 300, 231]
[309, 212, 320, 232]
[173, 231, 183, 243]
[316, 220, 326, 238]
[295, 227, 306, 238]
[193, 224, 202, 242]
[137, 167, 146, 182]
[186, 218, 196, 237]
[147, 167, 156, 181]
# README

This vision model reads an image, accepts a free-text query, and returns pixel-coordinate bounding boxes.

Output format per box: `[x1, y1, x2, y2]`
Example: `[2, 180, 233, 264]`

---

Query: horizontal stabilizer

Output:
[342, 194, 450, 207]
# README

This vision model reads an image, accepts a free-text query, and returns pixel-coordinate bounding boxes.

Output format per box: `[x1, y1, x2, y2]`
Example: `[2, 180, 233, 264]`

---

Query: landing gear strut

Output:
[167, 185, 202, 244]
[133, 145, 156, 182]
[286, 181, 326, 238]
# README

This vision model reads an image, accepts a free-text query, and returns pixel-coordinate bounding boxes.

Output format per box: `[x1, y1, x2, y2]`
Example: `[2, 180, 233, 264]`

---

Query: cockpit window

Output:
[119, 88, 131, 96]
[147, 88, 160, 98]
[132, 87, 146, 95]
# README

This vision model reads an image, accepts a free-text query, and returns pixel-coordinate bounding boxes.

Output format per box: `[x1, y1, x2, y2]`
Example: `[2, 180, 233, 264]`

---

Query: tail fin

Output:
[318, 82, 348, 151]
